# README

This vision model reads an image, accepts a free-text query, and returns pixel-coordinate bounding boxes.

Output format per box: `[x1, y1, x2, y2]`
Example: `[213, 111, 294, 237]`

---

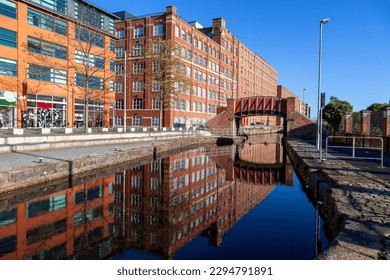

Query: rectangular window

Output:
[0, 27, 16, 48]
[133, 98, 143, 109]
[0, 235, 16, 255]
[114, 116, 123, 126]
[152, 80, 160, 92]
[75, 27, 104, 48]
[110, 39, 115, 52]
[116, 47, 124, 58]
[132, 80, 143, 92]
[115, 99, 123, 109]
[152, 61, 160, 73]
[153, 42, 162, 54]
[27, 195, 66, 218]
[75, 73, 103, 90]
[109, 19, 115, 35]
[132, 116, 142, 126]
[0, 57, 16, 76]
[133, 62, 143, 74]
[0, 0, 16, 19]
[117, 29, 125, 39]
[152, 116, 159, 127]
[153, 24, 163, 36]
[28, 36, 67, 60]
[27, 219, 66, 245]
[29, 0, 66, 14]
[27, 8, 67, 35]
[74, 1, 103, 30]
[28, 64, 67, 84]
[134, 27, 144, 38]
[152, 98, 160, 109]
[115, 81, 123, 93]
[110, 60, 115, 72]
[0, 208, 16, 227]
[87, 186, 103, 200]
[115, 64, 123, 75]
[133, 44, 143, 56]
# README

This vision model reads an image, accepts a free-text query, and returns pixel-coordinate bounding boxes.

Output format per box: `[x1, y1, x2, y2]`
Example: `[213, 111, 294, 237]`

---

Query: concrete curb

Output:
[0, 138, 217, 194]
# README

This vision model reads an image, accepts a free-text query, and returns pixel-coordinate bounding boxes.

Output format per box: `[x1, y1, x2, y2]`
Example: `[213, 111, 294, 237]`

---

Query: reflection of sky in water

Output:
[113, 174, 328, 260]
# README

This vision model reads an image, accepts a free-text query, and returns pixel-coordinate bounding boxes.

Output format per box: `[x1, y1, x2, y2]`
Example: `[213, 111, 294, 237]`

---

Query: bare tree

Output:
[0, 58, 61, 128]
[22, 8, 116, 132]
[144, 39, 192, 130]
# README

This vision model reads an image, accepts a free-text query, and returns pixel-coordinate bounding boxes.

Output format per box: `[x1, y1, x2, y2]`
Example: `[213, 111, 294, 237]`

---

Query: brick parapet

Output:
[360, 110, 372, 135]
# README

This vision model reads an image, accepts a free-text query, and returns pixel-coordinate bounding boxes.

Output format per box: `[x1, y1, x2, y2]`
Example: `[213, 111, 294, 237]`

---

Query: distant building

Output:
[113, 6, 278, 128]
[277, 85, 310, 118]
[0, 0, 118, 128]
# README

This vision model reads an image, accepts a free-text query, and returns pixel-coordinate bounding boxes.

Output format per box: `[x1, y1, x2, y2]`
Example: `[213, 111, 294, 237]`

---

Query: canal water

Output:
[0, 134, 329, 260]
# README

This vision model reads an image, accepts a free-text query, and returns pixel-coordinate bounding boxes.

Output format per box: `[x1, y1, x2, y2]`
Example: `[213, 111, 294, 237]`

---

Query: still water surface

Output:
[0, 134, 328, 260]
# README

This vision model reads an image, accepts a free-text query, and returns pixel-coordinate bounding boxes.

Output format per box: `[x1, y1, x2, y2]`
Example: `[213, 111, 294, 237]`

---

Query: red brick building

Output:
[113, 6, 278, 128]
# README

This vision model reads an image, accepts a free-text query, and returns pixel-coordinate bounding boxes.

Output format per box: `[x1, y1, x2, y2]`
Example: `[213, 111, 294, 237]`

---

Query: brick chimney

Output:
[166, 6, 177, 15]
[212, 17, 226, 31]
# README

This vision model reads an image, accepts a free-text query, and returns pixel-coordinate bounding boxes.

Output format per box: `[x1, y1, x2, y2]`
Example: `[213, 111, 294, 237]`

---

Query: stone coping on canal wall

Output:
[0, 130, 214, 153]
[0, 136, 228, 194]
[285, 138, 390, 260]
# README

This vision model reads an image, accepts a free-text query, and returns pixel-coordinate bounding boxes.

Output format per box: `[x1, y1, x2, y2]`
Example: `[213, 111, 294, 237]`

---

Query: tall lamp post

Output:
[302, 88, 306, 115]
[316, 18, 330, 150]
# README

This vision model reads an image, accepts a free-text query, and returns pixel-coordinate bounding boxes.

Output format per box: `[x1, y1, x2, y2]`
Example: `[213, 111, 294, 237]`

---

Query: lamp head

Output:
[321, 18, 330, 24]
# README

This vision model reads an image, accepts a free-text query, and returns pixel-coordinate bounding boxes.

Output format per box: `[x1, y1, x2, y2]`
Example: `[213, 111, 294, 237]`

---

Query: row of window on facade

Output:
[0, 184, 110, 229]
[116, 23, 164, 39]
[0, 8, 116, 51]
[175, 25, 234, 57]
[0, 56, 114, 92]
[0, 0, 116, 35]
[115, 42, 234, 80]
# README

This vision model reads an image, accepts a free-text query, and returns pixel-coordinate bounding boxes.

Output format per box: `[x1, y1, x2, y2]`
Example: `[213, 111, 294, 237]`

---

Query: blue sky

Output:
[93, 0, 390, 117]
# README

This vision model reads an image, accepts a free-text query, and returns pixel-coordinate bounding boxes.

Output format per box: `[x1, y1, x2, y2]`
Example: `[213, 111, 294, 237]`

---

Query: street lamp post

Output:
[316, 18, 330, 150]
[302, 88, 306, 115]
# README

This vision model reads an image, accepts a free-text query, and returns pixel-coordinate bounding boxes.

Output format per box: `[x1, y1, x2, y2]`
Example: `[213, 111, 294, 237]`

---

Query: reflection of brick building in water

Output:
[0, 143, 285, 260]
[0, 176, 115, 259]
[115, 147, 277, 259]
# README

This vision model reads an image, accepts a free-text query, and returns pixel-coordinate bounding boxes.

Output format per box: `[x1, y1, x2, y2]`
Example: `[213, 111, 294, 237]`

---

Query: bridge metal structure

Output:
[234, 96, 287, 118]
[232, 96, 288, 135]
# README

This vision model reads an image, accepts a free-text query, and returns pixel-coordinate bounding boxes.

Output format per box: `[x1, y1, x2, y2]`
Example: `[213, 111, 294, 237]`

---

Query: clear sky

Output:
[92, 0, 390, 117]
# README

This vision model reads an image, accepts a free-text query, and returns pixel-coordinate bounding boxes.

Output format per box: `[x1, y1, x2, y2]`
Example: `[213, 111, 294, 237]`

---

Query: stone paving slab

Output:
[285, 138, 390, 260]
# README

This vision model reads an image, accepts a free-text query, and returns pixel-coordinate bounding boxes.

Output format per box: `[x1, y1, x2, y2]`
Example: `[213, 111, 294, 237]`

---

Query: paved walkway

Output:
[286, 138, 390, 260]
[0, 139, 169, 170]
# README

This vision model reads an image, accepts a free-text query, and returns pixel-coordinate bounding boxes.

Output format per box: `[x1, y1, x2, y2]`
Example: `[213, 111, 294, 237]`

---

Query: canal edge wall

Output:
[285, 138, 390, 260]
[0, 136, 242, 194]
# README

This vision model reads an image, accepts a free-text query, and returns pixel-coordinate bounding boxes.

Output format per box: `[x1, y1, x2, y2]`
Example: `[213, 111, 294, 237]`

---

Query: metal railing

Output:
[325, 136, 384, 167]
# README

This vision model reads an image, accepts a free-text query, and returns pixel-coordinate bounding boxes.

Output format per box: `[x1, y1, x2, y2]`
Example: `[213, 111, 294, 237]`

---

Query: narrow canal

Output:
[0, 134, 329, 260]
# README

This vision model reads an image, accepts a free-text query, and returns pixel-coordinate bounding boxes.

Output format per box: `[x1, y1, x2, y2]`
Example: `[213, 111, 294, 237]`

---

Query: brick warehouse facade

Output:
[1, 2, 303, 129]
[0, 0, 118, 128]
[113, 6, 279, 128]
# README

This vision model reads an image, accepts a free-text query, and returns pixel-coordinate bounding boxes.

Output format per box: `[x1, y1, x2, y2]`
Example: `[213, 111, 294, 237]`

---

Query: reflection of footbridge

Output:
[205, 136, 293, 186]
[233, 161, 284, 185]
